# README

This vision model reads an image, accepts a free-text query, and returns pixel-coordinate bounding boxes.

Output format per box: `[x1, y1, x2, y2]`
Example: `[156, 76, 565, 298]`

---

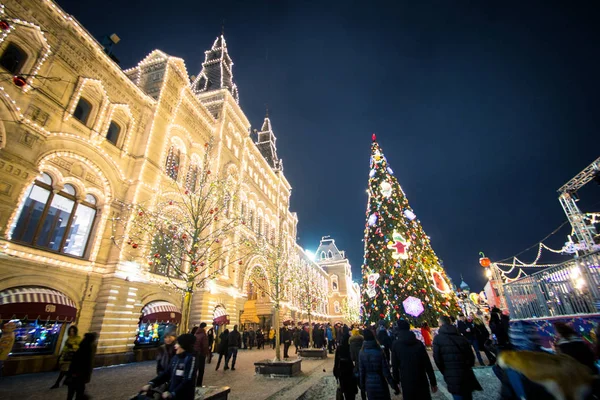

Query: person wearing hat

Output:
[391, 320, 437, 400]
[142, 333, 197, 399]
[156, 326, 177, 375]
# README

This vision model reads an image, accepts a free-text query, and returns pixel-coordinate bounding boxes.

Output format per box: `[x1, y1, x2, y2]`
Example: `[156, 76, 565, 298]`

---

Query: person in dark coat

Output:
[193, 322, 209, 387]
[215, 329, 229, 370]
[207, 327, 214, 363]
[292, 327, 300, 353]
[433, 316, 482, 400]
[554, 322, 597, 375]
[248, 328, 255, 350]
[458, 314, 484, 366]
[300, 326, 309, 349]
[280, 326, 292, 358]
[242, 327, 249, 350]
[225, 325, 241, 370]
[376, 321, 392, 361]
[334, 333, 358, 400]
[358, 329, 399, 400]
[67, 332, 97, 400]
[143, 334, 196, 400]
[473, 317, 495, 365]
[256, 328, 264, 349]
[391, 320, 437, 400]
[156, 328, 177, 375]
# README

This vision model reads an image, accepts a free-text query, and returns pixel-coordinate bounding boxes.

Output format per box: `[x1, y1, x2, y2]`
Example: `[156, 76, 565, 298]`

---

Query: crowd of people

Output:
[3, 307, 600, 400]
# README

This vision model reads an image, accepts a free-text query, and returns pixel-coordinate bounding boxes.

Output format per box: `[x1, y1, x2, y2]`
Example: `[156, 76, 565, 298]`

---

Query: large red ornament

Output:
[372, 133, 377, 142]
[132, 243, 138, 249]
[0, 20, 10, 31]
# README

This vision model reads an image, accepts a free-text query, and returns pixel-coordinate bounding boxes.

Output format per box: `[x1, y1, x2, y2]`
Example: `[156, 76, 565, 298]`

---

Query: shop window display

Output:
[9, 320, 63, 355]
[135, 322, 176, 347]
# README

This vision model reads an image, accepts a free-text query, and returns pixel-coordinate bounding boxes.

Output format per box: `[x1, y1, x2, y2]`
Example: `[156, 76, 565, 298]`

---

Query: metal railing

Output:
[504, 251, 600, 319]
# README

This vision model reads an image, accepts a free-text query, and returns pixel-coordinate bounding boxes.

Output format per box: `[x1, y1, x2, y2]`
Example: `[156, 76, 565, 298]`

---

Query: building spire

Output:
[256, 111, 281, 171]
[191, 29, 239, 103]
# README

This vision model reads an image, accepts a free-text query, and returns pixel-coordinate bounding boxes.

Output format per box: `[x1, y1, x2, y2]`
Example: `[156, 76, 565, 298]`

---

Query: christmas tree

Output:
[361, 135, 460, 326]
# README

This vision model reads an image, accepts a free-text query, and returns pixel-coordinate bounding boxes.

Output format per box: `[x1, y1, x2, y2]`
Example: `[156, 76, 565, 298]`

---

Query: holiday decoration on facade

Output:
[361, 136, 460, 326]
[403, 296, 425, 317]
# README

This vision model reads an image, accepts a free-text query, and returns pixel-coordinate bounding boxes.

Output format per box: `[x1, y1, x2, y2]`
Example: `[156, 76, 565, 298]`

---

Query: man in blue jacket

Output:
[142, 334, 197, 399]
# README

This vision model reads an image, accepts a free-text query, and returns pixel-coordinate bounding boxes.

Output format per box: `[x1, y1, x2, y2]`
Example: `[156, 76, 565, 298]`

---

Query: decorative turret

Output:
[459, 275, 470, 292]
[191, 34, 239, 103]
[255, 110, 282, 171]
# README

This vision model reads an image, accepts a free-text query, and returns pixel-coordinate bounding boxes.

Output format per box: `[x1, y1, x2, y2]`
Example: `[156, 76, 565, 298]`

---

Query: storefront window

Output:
[135, 322, 176, 347]
[9, 320, 63, 356]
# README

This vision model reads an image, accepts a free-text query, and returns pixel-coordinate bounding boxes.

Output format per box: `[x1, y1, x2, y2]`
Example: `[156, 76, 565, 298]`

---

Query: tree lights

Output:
[361, 136, 460, 326]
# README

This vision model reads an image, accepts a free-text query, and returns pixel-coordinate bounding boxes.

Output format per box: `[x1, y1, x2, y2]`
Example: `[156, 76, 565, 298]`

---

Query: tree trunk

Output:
[274, 304, 281, 361]
[179, 288, 193, 335]
[308, 311, 313, 348]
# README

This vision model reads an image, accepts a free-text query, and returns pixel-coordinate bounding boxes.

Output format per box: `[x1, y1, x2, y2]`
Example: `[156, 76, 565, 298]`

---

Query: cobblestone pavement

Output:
[1, 348, 501, 400]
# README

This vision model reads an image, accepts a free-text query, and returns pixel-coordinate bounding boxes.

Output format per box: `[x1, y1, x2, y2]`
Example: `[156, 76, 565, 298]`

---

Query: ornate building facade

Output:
[0, 0, 359, 374]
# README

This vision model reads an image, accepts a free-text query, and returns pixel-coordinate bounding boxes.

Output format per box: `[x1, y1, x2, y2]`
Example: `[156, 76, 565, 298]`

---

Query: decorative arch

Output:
[240, 256, 271, 295]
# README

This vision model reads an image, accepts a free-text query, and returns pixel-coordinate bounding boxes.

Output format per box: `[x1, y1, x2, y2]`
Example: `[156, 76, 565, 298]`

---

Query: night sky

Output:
[56, 0, 599, 291]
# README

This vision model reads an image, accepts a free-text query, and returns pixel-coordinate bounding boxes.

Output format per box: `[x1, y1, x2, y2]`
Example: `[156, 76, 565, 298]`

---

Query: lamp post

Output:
[480, 252, 508, 311]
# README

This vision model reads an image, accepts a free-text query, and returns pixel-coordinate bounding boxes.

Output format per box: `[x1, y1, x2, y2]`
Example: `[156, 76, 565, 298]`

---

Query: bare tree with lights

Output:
[247, 230, 294, 361]
[111, 141, 250, 333]
[341, 297, 361, 326]
[291, 260, 327, 348]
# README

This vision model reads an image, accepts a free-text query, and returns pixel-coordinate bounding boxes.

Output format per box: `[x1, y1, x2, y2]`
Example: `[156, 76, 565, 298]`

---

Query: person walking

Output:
[67, 332, 97, 400]
[193, 322, 209, 387]
[0, 320, 18, 379]
[334, 333, 358, 400]
[214, 329, 229, 371]
[554, 322, 597, 375]
[256, 328, 264, 349]
[473, 317, 495, 365]
[293, 327, 301, 354]
[269, 327, 275, 349]
[225, 325, 241, 370]
[349, 328, 365, 400]
[248, 328, 256, 350]
[458, 314, 485, 366]
[156, 328, 177, 375]
[51, 325, 81, 389]
[420, 322, 433, 349]
[207, 326, 214, 364]
[391, 320, 437, 400]
[434, 316, 482, 400]
[242, 327, 248, 350]
[141, 333, 197, 400]
[376, 321, 392, 361]
[301, 326, 309, 349]
[358, 329, 400, 400]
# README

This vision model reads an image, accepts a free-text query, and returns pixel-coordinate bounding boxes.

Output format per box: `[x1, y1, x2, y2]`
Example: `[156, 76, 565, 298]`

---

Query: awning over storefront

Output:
[141, 301, 181, 324]
[0, 287, 77, 321]
[213, 315, 230, 325]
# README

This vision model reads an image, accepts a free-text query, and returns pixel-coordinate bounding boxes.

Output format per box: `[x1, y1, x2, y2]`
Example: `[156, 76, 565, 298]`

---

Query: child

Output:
[421, 322, 433, 348]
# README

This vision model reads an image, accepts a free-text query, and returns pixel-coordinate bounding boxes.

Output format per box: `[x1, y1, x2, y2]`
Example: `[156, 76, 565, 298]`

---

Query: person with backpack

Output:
[141, 334, 196, 400]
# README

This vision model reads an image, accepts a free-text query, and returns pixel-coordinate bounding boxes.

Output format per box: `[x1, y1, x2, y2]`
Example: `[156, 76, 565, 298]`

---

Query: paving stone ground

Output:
[0, 348, 500, 400]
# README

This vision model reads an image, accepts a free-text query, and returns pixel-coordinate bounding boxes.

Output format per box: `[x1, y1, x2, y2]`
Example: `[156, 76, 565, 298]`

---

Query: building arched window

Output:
[331, 275, 339, 291]
[73, 97, 92, 125]
[334, 301, 340, 314]
[106, 121, 121, 146]
[185, 163, 199, 192]
[0, 43, 28, 75]
[165, 146, 181, 180]
[223, 193, 231, 217]
[11, 173, 98, 257]
[328, 250, 333, 259]
[320, 251, 326, 260]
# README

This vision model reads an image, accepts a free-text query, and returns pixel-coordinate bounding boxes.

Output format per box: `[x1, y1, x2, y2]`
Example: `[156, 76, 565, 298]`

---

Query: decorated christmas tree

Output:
[361, 135, 460, 326]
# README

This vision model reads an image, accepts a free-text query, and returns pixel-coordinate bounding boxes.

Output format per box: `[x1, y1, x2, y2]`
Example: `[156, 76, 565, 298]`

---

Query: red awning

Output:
[141, 301, 181, 324]
[213, 315, 229, 325]
[0, 287, 77, 322]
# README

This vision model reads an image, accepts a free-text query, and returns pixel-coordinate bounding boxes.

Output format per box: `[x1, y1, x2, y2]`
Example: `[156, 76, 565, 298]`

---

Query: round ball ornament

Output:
[479, 252, 491, 268]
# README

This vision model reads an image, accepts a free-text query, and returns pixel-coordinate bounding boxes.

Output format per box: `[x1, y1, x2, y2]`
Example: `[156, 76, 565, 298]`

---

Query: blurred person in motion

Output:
[206, 326, 214, 364]
[224, 325, 241, 370]
[67, 332, 97, 400]
[349, 327, 366, 400]
[553, 322, 597, 375]
[359, 329, 400, 399]
[473, 316, 495, 365]
[156, 328, 177, 376]
[0, 320, 19, 379]
[334, 331, 358, 399]
[392, 320, 438, 400]
[141, 334, 196, 400]
[52, 325, 81, 389]
[376, 320, 392, 361]
[193, 322, 209, 387]
[421, 321, 433, 349]
[434, 315, 482, 400]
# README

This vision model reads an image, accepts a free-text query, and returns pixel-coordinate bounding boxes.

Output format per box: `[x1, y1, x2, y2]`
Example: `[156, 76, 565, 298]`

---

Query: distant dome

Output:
[460, 280, 470, 291]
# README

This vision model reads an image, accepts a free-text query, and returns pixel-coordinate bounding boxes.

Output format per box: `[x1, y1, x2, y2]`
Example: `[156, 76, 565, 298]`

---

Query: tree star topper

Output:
[387, 231, 410, 260]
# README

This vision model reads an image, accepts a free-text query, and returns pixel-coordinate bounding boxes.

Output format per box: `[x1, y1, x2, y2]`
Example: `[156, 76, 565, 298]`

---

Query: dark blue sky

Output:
[56, 0, 599, 290]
